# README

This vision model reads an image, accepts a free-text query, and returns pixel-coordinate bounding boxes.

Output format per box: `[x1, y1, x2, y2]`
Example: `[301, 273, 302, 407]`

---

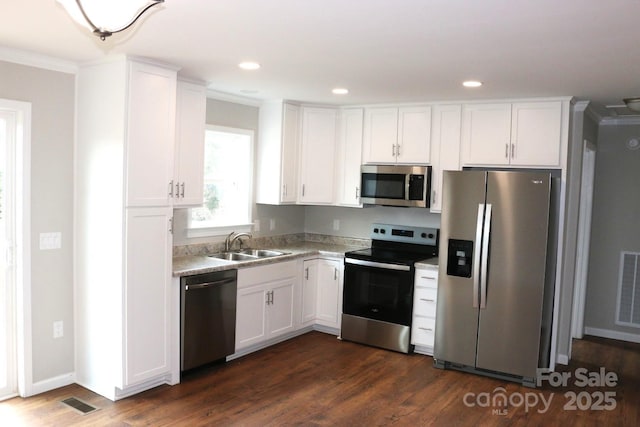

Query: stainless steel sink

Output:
[208, 252, 258, 261]
[208, 249, 289, 262]
[235, 249, 288, 258]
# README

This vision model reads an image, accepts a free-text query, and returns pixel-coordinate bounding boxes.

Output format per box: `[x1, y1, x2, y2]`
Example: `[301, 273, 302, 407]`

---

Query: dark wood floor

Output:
[1, 331, 638, 426]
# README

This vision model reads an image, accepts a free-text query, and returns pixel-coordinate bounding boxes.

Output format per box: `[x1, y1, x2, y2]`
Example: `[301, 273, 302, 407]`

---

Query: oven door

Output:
[343, 258, 414, 326]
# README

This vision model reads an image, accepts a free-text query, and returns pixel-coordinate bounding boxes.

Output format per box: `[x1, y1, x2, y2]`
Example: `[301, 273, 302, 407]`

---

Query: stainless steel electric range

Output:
[341, 223, 439, 353]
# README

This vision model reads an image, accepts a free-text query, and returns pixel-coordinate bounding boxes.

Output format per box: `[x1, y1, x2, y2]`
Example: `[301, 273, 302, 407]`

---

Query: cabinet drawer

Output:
[414, 269, 438, 288]
[238, 260, 297, 288]
[413, 287, 437, 317]
[411, 317, 435, 347]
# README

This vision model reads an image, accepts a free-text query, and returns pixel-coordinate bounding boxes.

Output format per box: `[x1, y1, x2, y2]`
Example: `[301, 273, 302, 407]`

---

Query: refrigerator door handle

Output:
[473, 204, 484, 308]
[480, 204, 492, 309]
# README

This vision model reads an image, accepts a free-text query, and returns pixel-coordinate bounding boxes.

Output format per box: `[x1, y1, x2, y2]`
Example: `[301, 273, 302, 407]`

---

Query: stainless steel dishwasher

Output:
[180, 269, 237, 372]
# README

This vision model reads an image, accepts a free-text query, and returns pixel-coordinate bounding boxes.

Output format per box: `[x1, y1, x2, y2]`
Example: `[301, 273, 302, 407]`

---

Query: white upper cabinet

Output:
[430, 104, 462, 213]
[299, 107, 338, 204]
[461, 100, 564, 167]
[256, 101, 300, 204]
[398, 106, 432, 163]
[173, 80, 206, 206]
[363, 106, 431, 164]
[510, 101, 563, 167]
[460, 103, 512, 166]
[335, 108, 364, 207]
[125, 61, 177, 207]
[363, 107, 398, 163]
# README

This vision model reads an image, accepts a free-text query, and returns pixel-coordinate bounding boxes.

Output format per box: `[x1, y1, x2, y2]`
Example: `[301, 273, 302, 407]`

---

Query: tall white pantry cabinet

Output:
[75, 56, 191, 400]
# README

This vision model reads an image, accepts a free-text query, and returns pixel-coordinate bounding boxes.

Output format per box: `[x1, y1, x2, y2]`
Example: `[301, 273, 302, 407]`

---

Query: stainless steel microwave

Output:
[360, 165, 431, 208]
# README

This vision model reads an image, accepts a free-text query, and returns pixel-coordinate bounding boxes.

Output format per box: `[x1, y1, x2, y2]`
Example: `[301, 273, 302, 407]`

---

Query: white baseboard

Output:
[556, 354, 569, 365]
[28, 372, 75, 397]
[584, 327, 640, 344]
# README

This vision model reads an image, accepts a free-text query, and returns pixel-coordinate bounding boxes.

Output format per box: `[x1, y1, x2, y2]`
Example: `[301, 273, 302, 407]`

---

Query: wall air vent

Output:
[616, 251, 640, 328]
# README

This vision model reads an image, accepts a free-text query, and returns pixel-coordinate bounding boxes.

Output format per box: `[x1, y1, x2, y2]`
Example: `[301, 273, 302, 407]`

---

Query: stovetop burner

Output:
[345, 223, 439, 266]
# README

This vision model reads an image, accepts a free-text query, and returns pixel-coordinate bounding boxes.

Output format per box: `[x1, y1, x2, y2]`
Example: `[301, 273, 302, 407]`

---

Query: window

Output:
[189, 125, 253, 235]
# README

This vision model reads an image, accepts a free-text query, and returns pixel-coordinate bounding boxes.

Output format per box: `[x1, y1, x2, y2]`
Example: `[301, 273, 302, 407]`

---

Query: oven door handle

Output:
[345, 258, 411, 272]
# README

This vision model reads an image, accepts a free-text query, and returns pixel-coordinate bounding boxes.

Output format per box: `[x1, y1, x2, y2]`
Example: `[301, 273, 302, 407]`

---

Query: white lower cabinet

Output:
[235, 261, 298, 350]
[123, 207, 174, 387]
[411, 265, 439, 355]
[302, 258, 343, 331]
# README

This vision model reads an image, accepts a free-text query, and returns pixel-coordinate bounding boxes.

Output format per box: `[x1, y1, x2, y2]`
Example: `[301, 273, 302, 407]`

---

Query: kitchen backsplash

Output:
[173, 233, 370, 257]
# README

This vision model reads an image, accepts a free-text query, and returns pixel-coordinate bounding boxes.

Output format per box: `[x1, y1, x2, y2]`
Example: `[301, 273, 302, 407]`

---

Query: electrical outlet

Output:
[53, 320, 64, 339]
[269, 218, 276, 231]
[254, 220, 260, 232]
[333, 219, 340, 231]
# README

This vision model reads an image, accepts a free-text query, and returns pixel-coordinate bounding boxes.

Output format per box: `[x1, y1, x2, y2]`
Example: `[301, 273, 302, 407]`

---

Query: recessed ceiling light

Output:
[238, 62, 261, 70]
[463, 80, 483, 88]
[332, 88, 349, 95]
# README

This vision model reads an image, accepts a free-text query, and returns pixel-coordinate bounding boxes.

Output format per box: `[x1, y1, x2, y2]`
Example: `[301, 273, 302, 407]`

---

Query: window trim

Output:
[187, 125, 254, 238]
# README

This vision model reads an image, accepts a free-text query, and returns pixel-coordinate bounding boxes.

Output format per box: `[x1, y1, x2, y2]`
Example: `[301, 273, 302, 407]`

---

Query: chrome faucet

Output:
[224, 231, 252, 252]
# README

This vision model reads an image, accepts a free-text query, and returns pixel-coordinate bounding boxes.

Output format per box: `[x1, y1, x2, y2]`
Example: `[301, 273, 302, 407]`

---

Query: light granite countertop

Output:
[415, 257, 439, 269]
[173, 241, 366, 277]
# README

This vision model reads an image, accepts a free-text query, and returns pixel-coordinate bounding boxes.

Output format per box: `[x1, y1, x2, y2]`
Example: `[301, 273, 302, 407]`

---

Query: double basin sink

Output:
[208, 248, 289, 262]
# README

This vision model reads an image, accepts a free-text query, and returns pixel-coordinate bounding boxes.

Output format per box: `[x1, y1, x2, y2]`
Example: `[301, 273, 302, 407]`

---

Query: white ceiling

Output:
[2, 0, 640, 116]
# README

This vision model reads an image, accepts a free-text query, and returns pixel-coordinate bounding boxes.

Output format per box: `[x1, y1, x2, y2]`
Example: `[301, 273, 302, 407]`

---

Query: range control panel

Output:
[370, 223, 439, 246]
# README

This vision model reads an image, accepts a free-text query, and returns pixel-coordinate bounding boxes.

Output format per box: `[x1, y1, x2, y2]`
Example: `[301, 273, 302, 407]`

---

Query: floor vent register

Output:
[61, 397, 99, 415]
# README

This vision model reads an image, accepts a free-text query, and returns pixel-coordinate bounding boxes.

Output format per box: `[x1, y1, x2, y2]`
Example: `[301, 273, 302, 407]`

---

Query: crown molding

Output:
[205, 89, 262, 107]
[0, 45, 78, 74]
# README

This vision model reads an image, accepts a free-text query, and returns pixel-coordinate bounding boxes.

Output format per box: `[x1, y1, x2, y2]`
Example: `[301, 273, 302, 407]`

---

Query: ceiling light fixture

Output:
[463, 80, 483, 88]
[56, 0, 164, 41]
[238, 62, 261, 70]
[332, 88, 349, 95]
[623, 97, 640, 112]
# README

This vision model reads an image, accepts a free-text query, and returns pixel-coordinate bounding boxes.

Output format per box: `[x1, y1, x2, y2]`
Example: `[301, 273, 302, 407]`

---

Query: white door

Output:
[363, 107, 398, 163]
[0, 105, 23, 400]
[299, 107, 337, 204]
[268, 278, 296, 338]
[125, 61, 177, 207]
[235, 285, 268, 350]
[316, 260, 341, 327]
[123, 207, 173, 387]
[301, 260, 318, 324]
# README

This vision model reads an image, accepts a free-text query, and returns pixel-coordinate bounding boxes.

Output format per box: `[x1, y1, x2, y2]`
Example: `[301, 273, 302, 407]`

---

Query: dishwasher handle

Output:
[184, 277, 236, 291]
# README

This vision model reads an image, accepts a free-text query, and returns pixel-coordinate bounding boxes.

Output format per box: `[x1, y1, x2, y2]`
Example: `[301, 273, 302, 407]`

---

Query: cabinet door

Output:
[126, 61, 177, 207]
[316, 260, 342, 328]
[301, 260, 318, 324]
[268, 278, 296, 338]
[510, 101, 562, 167]
[174, 80, 206, 206]
[236, 285, 268, 350]
[281, 103, 301, 203]
[430, 105, 461, 212]
[397, 106, 431, 164]
[336, 108, 364, 207]
[299, 107, 337, 204]
[460, 103, 511, 166]
[362, 107, 398, 163]
[123, 207, 173, 386]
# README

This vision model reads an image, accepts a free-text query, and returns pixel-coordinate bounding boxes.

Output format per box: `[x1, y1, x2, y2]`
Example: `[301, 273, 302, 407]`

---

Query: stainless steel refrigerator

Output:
[433, 170, 558, 387]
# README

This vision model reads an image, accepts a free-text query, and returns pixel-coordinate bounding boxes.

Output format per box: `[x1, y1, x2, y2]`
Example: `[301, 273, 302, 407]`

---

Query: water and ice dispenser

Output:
[446, 239, 474, 278]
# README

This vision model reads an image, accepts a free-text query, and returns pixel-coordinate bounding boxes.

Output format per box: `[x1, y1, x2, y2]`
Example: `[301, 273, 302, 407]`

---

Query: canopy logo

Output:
[462, 367, 618, 415]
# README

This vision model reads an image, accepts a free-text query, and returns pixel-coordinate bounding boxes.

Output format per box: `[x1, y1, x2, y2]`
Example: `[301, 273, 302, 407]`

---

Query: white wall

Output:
[0, 61, 75, 383]
[304, 205, 441, 238]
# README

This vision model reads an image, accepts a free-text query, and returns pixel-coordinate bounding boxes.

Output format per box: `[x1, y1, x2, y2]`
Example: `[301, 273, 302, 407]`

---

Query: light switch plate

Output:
[40, 232, 62, 250]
